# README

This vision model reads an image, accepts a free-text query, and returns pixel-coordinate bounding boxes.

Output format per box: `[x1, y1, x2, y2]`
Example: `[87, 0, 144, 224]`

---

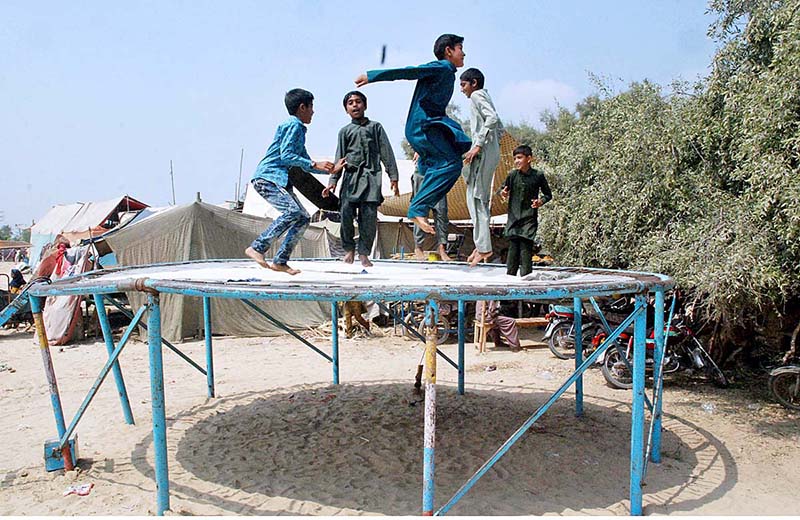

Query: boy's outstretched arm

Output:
[280, 124, 333, 173]
[354, 61, 450, 87]
[328, 129, 348, 186]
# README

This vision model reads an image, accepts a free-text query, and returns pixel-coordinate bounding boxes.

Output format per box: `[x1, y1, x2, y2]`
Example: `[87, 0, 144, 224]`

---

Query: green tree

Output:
[535, 0, 800, 358]
[12, 227, 31, 242]
[0, 225, 11, 241]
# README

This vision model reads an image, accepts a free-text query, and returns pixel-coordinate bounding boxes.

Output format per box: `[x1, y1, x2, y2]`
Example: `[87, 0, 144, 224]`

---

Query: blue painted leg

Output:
[574, 296, 583, 417]
[31, 296, 74, 471]
[651, 290, 665, 463]
[630, 294, 647, 515]
[457, 300, 465, 396]
[147, 294, 170, 515]
[331, 301, 339, 385]
[94, 294, 135, 423]
[203, 297, 215, 398]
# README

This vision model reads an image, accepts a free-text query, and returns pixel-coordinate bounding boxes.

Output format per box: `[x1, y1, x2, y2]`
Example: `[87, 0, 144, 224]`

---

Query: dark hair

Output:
[459, 68, 484, 89]
[285, 88, 314, 115]
[342, 90, 367, 108]
[433, 34, 464, 60]
[513, 145, 533, 157]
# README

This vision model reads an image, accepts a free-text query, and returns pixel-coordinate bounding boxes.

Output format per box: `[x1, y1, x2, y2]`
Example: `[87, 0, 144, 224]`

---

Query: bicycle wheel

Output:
[769, 369, 800, 411]
[415, 315, 450, 345]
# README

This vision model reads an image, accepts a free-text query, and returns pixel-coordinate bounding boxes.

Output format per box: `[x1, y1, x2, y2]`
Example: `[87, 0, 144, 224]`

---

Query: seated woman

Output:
[8, 269, 26, 294]
[475, 300, 520, 351]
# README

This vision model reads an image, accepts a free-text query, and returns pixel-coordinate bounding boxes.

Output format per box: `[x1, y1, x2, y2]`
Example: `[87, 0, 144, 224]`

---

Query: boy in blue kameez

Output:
[245, 88, 336, 275]
[355, 34, 471, 235]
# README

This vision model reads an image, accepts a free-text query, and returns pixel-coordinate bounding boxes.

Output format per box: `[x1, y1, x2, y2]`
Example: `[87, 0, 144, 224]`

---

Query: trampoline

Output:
[28, 258, 674, 515]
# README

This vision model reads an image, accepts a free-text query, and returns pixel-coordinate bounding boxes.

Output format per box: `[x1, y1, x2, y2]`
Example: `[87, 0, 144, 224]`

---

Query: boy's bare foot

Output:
[245, 247, 269, 268]
[437, 245, 452, 262]
[343, 251, 355, 264]
[469, 251, 493, 267]
[414, 247, 426, 260]
[466, 249, 477, 263]
[412, 216, 434, 235]
[268, 262, 301, 275]
[359, 255, 373, 267]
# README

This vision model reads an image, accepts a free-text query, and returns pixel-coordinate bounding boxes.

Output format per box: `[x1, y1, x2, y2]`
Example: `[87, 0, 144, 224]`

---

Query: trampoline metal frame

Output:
[27, 259, 673, 516]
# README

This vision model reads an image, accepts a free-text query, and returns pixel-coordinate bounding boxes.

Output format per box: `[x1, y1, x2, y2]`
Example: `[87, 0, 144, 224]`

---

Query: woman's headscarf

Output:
[9, 269, 26, 289]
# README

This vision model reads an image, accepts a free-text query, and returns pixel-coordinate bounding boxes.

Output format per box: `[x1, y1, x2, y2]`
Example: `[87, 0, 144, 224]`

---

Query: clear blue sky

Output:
[0, 0, 718, 230]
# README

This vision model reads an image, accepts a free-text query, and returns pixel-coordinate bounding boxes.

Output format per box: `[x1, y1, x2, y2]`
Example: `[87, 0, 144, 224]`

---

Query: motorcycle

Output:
[543, 303, 603, 359]
[544, 297, 633, 360]
[600, 314, 728, 389]
[768, 320, 800, 410]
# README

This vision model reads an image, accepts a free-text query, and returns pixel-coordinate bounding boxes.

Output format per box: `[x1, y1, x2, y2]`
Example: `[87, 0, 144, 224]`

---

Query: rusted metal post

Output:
[30, 296, 74, 471]
[422, 299, 438, 515]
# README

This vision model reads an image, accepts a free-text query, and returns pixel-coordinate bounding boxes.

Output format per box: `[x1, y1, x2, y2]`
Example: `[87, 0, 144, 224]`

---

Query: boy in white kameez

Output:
[460, 68, 504, 267]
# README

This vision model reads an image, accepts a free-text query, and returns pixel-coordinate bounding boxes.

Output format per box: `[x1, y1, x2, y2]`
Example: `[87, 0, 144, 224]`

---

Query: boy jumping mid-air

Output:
[354, 34, 471, 235]
[245, 88, 336, 275]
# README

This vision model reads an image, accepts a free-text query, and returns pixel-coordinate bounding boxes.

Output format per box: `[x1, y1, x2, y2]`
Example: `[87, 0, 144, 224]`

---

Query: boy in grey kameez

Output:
[324, 91, 399, 267]
[500, 145, 552, 277]
[460, 68, 504, 267]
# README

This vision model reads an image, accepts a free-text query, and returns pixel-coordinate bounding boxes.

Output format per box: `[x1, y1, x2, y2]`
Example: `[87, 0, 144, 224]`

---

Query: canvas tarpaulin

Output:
[29, 196, 148, 268]
[105, 201, 333, 341]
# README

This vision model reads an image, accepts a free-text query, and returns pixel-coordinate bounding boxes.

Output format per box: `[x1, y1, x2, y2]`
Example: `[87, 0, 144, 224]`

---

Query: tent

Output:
[104, 200, 334, 341]
[29, 195, 148, 268]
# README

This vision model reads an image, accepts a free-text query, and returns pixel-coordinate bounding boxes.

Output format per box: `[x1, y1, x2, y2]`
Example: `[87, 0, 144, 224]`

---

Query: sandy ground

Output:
[1, 306, 799, 516]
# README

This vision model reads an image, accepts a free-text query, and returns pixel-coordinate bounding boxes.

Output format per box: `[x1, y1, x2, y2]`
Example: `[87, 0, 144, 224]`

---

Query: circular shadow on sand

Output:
[132, 381, 736, 515]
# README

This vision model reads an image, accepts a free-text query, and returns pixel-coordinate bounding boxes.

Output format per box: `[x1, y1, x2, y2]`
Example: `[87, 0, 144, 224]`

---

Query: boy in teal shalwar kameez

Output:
[355, 34, 471, 235]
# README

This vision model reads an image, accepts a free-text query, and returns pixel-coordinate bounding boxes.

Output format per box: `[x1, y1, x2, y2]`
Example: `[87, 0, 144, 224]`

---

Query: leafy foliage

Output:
[526, 0, 800, 355]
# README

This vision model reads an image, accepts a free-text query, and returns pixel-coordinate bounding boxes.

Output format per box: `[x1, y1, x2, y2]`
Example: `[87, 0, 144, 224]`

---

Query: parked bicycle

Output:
[392, 301, 454, 345]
